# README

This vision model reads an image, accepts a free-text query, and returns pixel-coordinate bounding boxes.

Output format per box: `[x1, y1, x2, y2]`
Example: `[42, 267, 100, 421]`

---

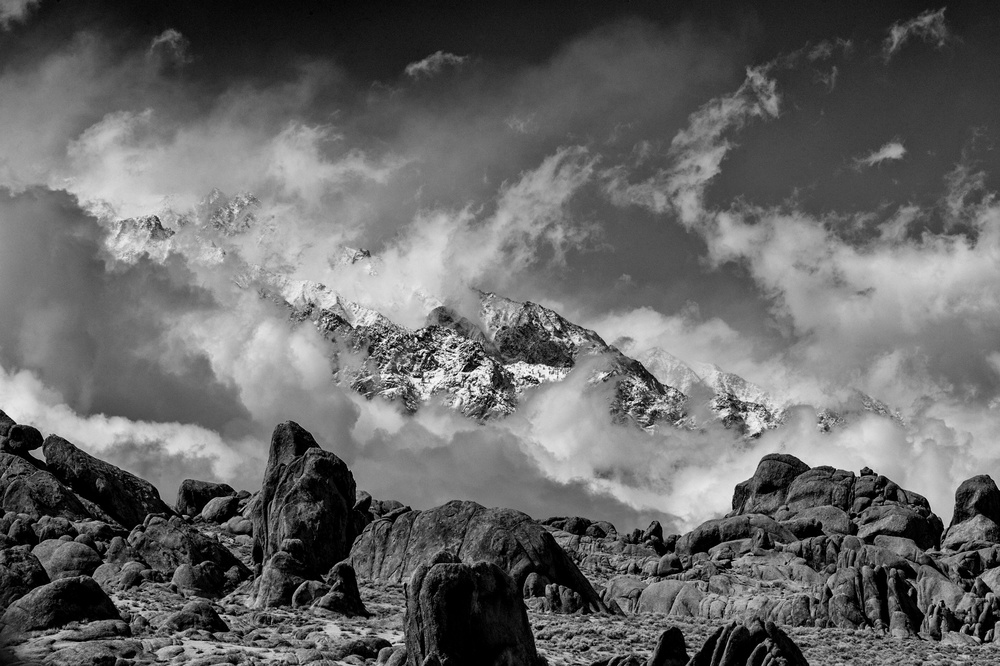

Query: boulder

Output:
[943, 476, 1000, 550]
[251, 421, 362, 578]
[731, 454, 810, 515]
[1, 424, 43, 455]
[856, 503, 942, 551]
[42, 435, 174, 529]
[676, 514, 796, 561]
[175, 479, 236, 517]
[171, 561, 225, 598]
[951, 475, 1000, 526]
[404, 553, 545, 666]
[162, 599, 228, 633]
[129, 514, 249, 581]
[0, 453, 93, 521]
[0, 546, 49, 608]
[291, 580, 330, 608]
[0, 575, 119, 632]
[253, 545, 309, 608]
[687, 619, 808, 666]
[351, 498, 610, 613]
[647, 626, 689, 666]
[200, 495, 240, 523]
[314, 562, 369, 617]
[602, 576, 648, 615]
[32, 540, 102, 580]
[637, 580, 704, 617]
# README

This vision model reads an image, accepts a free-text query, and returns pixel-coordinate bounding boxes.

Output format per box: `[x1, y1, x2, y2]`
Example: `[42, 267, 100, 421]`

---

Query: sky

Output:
[1, 0, 1000, 533]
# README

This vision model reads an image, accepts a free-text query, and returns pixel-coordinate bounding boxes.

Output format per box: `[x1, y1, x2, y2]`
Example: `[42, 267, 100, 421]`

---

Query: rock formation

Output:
[175, 479, 236, 517]
[251, 421, 365, 579]
[404, 552, 546, 666]
[942, 475, 1000, 550]
[350, 498, 611, 613]
[43, 435, 175, 529]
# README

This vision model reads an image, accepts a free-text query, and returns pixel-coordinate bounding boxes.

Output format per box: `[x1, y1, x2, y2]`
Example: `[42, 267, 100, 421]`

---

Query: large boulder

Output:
[676, 514, 797, 560]
[0, 576, 119, 632]
[351, 498, 611, 613]
[31, 540, 102, 580]
[942, 475, 1000, 551]
[0, 546, 49, 608]
[42, 435, 174, 529]
[129, 514, 249, 581]
[0, 453, 93, 521]
[251, 421, 361, 578]
[404, 553, 545, 666]
[175, 479, 236, 517]
[1, 424, 43, 456]
[731, 454, 810, 515]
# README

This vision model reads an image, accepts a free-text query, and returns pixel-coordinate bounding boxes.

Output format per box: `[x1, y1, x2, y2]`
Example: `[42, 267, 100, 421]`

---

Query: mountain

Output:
[100, 190, 905, 436]
[638, 349, 787, 437]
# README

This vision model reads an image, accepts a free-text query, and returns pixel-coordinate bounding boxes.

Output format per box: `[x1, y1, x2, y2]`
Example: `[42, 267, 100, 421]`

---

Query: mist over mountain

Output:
[0, 2, 997, 539]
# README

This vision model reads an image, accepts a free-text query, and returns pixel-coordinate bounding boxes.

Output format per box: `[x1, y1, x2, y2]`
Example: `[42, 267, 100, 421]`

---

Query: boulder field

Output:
[3, 406, 1000, 663]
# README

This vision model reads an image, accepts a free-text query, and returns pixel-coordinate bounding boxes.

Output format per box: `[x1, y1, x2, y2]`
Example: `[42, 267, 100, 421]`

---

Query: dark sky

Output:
[1, 0, 1000, 530]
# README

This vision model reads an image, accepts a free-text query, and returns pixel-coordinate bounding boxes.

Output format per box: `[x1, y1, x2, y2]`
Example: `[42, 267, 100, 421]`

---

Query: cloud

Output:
[602, 65, 780, 227]
[0, 0, 38, 28]
[404, 51, 469, 79]
[883, 8, 951, 61]
[148, 29, 192, 70]
[854, 140, 907, 169]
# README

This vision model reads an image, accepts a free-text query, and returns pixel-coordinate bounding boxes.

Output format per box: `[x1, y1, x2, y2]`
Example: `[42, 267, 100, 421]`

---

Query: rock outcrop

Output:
[43, 435, 175, 529]
[688, 619, 808, 666]
[175, 479, 236, 518]
[728, 454, 943, 550]
[351, 498, 610, 613]
[0, 452, 94, 521]
[404, 552, 546, 666]
[251, 421, 364, 579]
[942, 475, 1000, 551]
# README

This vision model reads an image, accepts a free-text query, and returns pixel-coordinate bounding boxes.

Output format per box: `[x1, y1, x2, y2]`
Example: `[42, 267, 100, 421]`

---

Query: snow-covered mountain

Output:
[101, 190, 906, 436]
[638, 349, 788, 437]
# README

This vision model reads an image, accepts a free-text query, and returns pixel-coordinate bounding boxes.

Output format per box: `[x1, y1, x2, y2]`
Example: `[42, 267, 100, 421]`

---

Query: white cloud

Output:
[854, 140, 907, 169]
[404, 51, 469, 79]
[602, 65, 780, 227]
[884, 8, 951, 61]
[0, 0, 39, 28]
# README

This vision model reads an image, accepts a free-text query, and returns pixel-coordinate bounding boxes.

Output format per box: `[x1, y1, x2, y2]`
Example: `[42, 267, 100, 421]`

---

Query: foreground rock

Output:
[351, 498, 611, 613]
[43, 435, 174, 529]
[252, 421, 366, 579]
[689, 619, 808, 666]
[0, 576, 119, 632]
[404, 552, 546, 666]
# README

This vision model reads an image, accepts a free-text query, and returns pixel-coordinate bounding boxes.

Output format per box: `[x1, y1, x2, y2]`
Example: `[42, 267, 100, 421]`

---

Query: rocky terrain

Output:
[106, 193, 898, 438]
[5, 408, 1000, 665]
